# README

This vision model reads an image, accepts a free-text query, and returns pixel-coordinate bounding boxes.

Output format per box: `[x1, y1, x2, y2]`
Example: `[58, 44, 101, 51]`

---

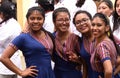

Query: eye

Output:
[75, 20, 80, 25]
[102, 7, 107, 9]
[37, 17, 42, 20]
[97, 23, 102, 27]
[92, 23, 95, 27]
[116, 4, 119, 8]
[65, 18, 70, 22]
[82, 18, 88, 22]
[30, 17, 35, 20]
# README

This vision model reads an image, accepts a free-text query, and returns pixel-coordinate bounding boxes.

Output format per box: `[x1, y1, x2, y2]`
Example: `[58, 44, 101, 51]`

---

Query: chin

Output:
[93, 34, 99, 38]
[32, 29, 40, 32]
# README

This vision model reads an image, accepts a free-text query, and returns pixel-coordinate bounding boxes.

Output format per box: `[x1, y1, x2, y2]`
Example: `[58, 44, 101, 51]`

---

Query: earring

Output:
[107, 31, 110, 37]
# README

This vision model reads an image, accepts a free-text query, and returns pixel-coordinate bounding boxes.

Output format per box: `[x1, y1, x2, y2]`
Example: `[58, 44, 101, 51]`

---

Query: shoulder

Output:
[45, 31, 55, 43]
[12, 33, 31, 45]
[67, 33, 81, 43]
[69, 33, 80, 39]
[7, 18, 20, 26]
[16, 33, 29, 39]
[6, 18, 22, 31]
[97, 39, 115, 51]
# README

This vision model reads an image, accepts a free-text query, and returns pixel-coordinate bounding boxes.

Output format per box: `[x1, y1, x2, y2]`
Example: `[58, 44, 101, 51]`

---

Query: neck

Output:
[30, 30, 44, 38]
[95, 34, 108, 45]
[56, 31, 71, 40]
[83, 31, 94, 42]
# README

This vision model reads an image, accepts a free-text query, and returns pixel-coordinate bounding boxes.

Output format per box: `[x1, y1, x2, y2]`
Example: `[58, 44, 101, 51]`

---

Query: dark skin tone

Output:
[0, 10, 45, 77]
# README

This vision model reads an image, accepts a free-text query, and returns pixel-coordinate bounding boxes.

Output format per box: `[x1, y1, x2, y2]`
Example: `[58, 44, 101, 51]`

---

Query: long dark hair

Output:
[113, 0, 120, 31]
[0, 1, 16, 24]
[93, 13, 120, 55]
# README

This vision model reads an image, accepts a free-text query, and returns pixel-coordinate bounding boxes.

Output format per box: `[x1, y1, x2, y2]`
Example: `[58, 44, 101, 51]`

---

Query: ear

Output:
[53, 22, 58, 31]
[105, 25, 110, 32]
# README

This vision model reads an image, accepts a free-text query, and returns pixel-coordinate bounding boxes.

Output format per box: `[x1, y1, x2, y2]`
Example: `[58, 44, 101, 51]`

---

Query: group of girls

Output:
[0, 0, 120, 78]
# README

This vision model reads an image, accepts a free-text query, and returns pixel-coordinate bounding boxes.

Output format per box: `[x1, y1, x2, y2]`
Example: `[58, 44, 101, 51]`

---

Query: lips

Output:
[61, 25, 69, 28]
[92, 30, 99, 36]
[32, 25, 40, 28]
[117, 11, 120, 15]
[79, 25, 88, 30]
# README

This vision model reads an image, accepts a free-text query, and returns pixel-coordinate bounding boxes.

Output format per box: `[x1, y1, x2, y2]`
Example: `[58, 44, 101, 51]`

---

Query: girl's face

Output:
[91, 17, 109, 38]
[27, 10, 44, 32]
[97, 2, 113, 17]
[116, 0, 120, 16]
[75, 13, 91, 34]
[54, 12, 70, 32]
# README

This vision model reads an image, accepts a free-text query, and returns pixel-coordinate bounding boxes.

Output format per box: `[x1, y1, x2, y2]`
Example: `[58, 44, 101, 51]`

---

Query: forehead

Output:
[56, 12, 69, 18]
[30, 10, 42, 15]
[93, 17, 104, 23]
[76, 13, 89, 19]
[99, 2, 108, 7]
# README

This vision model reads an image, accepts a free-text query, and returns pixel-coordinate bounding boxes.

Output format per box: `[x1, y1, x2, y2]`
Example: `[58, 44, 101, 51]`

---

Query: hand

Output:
[98, 75, 102, 78]
[66, 51, 79, 63]
[20, 66, 39, 77]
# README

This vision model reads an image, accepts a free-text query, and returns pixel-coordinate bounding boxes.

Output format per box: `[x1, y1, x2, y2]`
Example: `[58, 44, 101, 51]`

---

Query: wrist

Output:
[18, 70, 23, 76]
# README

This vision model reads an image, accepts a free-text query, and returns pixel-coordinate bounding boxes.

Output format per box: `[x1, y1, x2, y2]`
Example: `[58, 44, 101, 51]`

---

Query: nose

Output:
[80, 20, 86, 25]
[92, 25, 98, 30]
[33, 19, 39, 23]
[62, 20, 69, 24]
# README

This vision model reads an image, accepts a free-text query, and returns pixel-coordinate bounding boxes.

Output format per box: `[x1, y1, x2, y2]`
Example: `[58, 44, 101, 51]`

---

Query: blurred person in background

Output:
[97, 0, 114, 30]
[113, 0, 120, 40]
[112, 0, 120, 76]
[0, 1, 22, 78]
[36, 0, 55, 33]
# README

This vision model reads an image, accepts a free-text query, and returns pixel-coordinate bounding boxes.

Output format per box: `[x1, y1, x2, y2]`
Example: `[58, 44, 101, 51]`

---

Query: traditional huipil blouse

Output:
[53, 33, 82, 78]
[90, 39, 117, 78]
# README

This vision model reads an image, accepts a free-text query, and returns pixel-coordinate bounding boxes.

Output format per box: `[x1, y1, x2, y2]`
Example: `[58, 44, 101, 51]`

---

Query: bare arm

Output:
[114, 65, 120, 75]
[114, 56, 120, 75]
[66, 51, 87, 78]
[80, 57, 87, 78]
[0, 45, 38, 77]
[103, 60, 112, 78]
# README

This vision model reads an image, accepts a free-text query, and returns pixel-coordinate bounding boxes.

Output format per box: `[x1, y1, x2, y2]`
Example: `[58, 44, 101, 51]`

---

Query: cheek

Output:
[75, 26, 82, 32]
[40, 20, 44, 23]
[27, 19, 32, 24]
[54, 23, 60, 30]
[67, 23, 70, 27]
[116, 8, 120, 13]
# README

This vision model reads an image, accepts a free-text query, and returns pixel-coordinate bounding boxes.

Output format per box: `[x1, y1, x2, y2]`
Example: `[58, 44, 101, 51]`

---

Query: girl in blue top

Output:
[0, 6, 55, 78]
